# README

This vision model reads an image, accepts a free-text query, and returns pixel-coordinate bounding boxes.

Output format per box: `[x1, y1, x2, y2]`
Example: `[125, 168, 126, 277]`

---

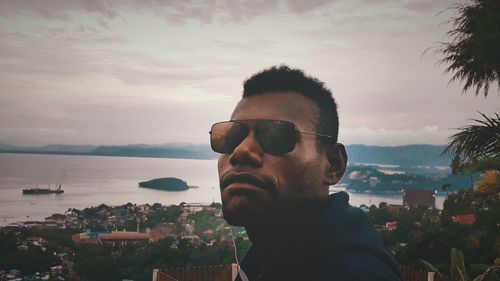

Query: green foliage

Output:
[0, 231, 61, 274]
[343, 165, 476, 191]
[375, 181, 499, 280]
[82, 204, 110, 221]
[450, 248, 468, 281]
[74, 245, 121, 281]
[187, 210, 219, 235]
[472, 258, 500, 281]
[139, 177, 189, 191]
[421, 259, 441, 275]
[141, 205, 183, 228]
[442, 183, 452, 191]
[442, 189, 477, 216]
[421, 249, 500, 281]
[346, 144, 452, 166]
[401, 229, 465, 270]
[210, 202, 222, 209]
[436, 0, 500, 96]
[73, 238, 239, 281]
[421, 248, 468, 281]
[442, 113, 500, 175]
[368, 204, 394, 225]
[32, 229, 76, 249]
[124, 219, 139, 231]
[0, 232, 17, 254]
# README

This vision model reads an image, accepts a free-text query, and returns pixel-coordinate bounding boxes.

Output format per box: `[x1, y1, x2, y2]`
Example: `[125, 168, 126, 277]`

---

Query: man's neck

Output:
[243, 197, 329, 274]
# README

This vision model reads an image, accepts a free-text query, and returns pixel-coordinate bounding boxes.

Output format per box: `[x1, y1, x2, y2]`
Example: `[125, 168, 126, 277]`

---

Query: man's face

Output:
[217, 92, 331, 226]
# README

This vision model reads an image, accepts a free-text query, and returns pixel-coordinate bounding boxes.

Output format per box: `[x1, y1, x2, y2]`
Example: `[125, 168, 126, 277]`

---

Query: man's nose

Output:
[228, 131, 264, 167]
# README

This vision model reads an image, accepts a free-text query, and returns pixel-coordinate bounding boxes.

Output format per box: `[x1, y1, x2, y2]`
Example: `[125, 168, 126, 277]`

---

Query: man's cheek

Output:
[217, 156, 227, 174]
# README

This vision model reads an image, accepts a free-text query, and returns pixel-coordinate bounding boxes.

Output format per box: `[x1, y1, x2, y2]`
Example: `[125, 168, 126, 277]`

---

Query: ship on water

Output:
[22, 184, 64, 195]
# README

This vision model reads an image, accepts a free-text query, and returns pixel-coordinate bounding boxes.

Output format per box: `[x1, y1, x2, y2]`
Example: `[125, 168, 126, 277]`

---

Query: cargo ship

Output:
[22, 184, 64, 195]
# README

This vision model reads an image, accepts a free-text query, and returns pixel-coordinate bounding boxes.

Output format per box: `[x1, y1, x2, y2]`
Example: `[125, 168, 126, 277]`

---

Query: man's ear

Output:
[323, 143, 348, 185]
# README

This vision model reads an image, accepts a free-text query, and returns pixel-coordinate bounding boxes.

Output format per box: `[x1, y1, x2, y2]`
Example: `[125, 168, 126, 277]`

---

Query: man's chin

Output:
[222, 196, 329, 227]
[222, 203, 271, 227]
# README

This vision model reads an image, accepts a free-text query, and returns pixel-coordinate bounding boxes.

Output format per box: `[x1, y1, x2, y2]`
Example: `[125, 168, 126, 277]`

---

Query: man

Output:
[210, 65, 402, 281]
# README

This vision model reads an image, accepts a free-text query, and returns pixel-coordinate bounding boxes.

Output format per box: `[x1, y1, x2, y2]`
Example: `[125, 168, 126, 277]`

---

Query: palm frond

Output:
[450, 248, 468, 281]
[443, 112, 500, 157]
[436, 0, 500, 97]
[421, 259, 441, 275]
[443, 112, 500, 174]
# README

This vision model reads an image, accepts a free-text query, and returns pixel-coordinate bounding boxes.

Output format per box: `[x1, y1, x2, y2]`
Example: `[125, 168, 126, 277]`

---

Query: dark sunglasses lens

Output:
[210, 122, 248, 154]
[256, 120, 297, 155]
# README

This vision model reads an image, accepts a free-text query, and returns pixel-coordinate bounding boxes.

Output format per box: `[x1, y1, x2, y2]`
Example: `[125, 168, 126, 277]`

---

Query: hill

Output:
[340, 165, 477, 192]
[0, 142, 452, 167]
[138, 177, 190, 191]
[346, 144, 451, 166]
[0, 142, 216, 160]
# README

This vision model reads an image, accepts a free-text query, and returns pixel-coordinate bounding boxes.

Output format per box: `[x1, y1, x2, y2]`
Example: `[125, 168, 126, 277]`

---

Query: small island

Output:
[139, 177, 190, 191]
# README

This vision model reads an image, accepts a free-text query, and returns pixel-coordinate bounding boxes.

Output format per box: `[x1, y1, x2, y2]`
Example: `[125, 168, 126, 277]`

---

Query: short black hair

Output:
[243, 65, 339, 146]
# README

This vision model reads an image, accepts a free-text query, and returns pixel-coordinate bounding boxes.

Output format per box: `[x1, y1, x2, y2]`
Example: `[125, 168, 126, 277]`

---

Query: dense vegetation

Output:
[73, 238, 250, 281]
[139, 177, 189, 191]
[341, 165, 478, 192]
[0, 229, 72, 275]
[372, 183, 499, 279]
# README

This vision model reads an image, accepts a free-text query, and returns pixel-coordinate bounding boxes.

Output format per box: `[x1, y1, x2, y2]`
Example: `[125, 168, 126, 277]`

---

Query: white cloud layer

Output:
[340, 126, 452, 146]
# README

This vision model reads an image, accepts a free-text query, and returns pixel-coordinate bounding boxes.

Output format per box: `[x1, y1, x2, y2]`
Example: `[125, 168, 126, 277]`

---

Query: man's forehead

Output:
[230, 92, 319, 130]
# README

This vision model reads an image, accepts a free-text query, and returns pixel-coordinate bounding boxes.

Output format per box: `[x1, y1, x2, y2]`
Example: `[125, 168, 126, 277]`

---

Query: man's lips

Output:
[220, 173, 275, 194]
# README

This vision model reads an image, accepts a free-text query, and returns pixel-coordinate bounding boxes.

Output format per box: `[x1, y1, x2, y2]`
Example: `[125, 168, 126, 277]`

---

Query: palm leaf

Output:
[450, 248, 468, 281]
[435, 0, 500, 97]
[421, 259, 442, 275]
[442, 112, 500, 174]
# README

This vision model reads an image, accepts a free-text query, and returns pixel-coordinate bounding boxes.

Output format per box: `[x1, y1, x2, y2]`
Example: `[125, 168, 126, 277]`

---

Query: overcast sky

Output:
[0, 0, 498, 147]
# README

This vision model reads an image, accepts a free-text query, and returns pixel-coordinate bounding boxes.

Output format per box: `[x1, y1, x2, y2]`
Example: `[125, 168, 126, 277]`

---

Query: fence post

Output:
[427, 271, 435, 281]
[152, 269, 158, 281]
[231, 263, 238, 281]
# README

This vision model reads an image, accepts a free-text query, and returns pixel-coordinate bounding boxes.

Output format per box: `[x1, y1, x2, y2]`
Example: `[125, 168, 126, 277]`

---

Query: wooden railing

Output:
[400, 266, 454, 281]
[154, 264, 234, 281]
[153, 264, 452, 281]
[400, 265, 429, 281]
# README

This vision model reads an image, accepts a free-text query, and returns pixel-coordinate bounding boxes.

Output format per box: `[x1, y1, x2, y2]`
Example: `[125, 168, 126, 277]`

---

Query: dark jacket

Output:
[236, 192, 402, 281]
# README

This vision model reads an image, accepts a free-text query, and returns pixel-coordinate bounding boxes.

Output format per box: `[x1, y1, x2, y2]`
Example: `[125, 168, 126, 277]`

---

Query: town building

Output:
[403, 189, 435, 208]
[72, 230, 161, 246]
[452, 214, 476, 225]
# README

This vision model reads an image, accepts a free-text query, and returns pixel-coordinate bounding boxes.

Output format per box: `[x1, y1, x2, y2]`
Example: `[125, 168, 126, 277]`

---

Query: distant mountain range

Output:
[0, 142, 216, 160]
[0, 142, 452, 166]
[347, 144, 451, 166]
[341, 165, 475, 191]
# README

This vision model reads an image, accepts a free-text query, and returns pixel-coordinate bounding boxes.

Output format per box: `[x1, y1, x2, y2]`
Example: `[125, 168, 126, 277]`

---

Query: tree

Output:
[74, 245, 121, 281]
[422, 249, 500, 281]
[472, 258, 500, 281]
[422, 248, 468, 281]
[442, 113, 500, 174]
[436, 0, 500, 96]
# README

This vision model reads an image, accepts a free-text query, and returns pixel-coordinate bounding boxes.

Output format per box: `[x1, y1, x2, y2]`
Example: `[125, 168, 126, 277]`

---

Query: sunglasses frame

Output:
[209, 119, 335, 155]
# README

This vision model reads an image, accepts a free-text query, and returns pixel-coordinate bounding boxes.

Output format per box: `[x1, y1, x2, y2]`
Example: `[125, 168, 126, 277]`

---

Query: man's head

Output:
[213, 65, 347, 227]
[243, 65, 340, 147]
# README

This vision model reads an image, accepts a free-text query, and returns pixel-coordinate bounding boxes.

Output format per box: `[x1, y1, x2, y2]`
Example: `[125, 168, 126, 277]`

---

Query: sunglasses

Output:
[209, 119, 335, 155]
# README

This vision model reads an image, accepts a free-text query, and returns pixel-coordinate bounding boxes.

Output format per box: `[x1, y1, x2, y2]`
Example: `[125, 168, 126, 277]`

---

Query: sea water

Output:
[0, 153, 445, 226]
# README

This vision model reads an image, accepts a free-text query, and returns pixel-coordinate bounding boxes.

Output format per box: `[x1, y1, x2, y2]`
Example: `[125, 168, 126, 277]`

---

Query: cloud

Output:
[285, 0, 336, 13]
[0, 127, 81, 146]
[403, 0, 453, 13]
[354, 0, 454, 13]
[340, 126, 451, 146]
[0, 0, 337, 25]
[0, 94, 231, 146]
[0, 30, 230, 89]
[0, 0, 119, 21]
